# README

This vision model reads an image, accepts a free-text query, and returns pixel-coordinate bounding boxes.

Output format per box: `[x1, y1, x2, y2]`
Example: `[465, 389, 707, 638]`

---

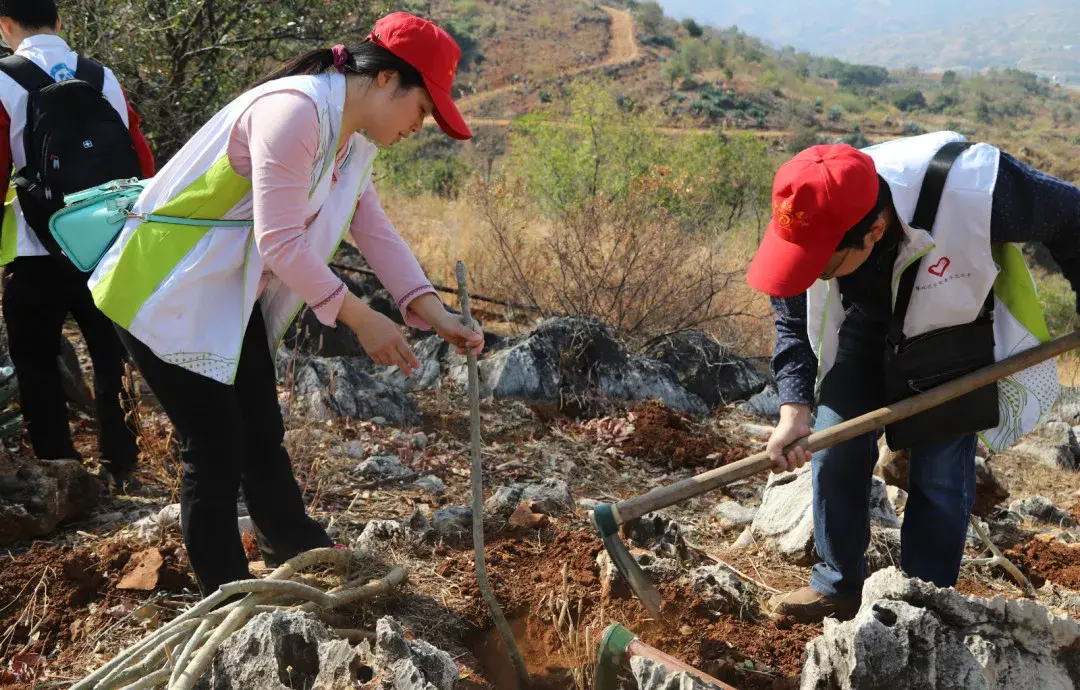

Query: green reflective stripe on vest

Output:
[0, 183, 17, 266]
[92, 154, 252, 329]
[992, 243, 1051, 343]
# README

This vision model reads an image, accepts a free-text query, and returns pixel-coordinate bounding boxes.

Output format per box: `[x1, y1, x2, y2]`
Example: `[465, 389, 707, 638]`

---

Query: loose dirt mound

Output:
[0, 543, 111, 663]
[622, 401, 753, 469]
[1006, 536, 1080, 589]
[441, 528, 815, 689]
[0, 539, 194, 685]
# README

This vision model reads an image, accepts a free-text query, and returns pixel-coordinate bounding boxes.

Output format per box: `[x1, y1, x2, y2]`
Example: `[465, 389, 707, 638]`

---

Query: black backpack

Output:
[0, 55, 141, 256]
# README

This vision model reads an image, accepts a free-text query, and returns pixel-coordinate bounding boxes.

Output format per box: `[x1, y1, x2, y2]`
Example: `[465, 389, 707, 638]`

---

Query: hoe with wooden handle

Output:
[592, 330, 1080, 620]
[594, 623, 735, 690]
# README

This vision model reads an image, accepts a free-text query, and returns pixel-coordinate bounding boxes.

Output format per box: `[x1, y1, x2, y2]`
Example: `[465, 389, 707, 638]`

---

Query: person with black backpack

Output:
[746, 132, 1080, 624]
[0, 0, 155, 489]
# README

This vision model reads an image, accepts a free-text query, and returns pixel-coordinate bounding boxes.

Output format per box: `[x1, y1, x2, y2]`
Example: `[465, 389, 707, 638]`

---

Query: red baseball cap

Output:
[369, 12, 473, 141]
[746, 144, 879, 297]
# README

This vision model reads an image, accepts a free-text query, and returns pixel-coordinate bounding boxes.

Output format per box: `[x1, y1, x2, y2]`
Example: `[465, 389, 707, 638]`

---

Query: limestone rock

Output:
[688, 563, 756, 617]
[0, 456, 101, 546]
[643, 330, 768, 407]
[752, 466, 897, 565]
[801, 567, 1080, 689]
[1012, 421, 1078, 471]
[445, 317, 707, 414]
[286, 354, 419, 424]
[1009, 496, 1077, 528]
[711, 501, 757, 528]
[432, 507, 472, 539]
[373, 616, 458, 690]
[631, 656, 727, 690]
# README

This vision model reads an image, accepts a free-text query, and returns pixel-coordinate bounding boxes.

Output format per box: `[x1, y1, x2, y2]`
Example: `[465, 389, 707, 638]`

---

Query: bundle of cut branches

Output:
[72, 548, 406, 690]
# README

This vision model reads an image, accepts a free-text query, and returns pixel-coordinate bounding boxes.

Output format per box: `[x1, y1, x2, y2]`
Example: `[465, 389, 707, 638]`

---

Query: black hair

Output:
[0, 0, 59, 30]
[835, 175, 893, 250]
[254, 40, 425, 90]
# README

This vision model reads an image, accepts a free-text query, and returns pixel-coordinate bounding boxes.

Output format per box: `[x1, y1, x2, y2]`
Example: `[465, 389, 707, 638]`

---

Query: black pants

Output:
[2, 256, 138, 471]
[117, 309, 331, 594]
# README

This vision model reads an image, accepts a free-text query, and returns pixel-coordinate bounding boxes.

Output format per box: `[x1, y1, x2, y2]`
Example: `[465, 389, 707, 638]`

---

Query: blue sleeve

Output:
[770, 294, 817, 406]
[992, 152, 1080, 313]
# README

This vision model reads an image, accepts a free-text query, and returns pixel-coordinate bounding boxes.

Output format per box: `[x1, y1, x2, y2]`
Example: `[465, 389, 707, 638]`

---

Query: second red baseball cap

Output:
[746, 144, 879, 297]
[369, 12, 473, 141]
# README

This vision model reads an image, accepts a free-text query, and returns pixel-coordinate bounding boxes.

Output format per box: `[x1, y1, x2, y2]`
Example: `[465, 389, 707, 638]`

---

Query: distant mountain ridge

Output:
[657, 0, 1080, 83]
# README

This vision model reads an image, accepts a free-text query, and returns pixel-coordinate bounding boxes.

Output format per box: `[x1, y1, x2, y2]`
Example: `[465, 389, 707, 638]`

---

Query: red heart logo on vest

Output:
[928, 257, 951, 277]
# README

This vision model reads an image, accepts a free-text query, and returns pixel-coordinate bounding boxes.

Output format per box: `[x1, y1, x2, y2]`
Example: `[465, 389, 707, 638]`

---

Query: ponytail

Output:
[253, 41, 425, 90]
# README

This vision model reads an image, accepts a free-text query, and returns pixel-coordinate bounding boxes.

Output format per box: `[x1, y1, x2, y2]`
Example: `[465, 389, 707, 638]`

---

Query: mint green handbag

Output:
[48, 177, 254, 272]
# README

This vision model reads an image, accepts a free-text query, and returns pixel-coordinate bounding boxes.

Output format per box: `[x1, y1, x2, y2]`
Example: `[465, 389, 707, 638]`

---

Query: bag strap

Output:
[132, 211, 253, 228]
[889, 140, 975, 345]
[0, 55, 54, 93]
[74, 56, 105, 91]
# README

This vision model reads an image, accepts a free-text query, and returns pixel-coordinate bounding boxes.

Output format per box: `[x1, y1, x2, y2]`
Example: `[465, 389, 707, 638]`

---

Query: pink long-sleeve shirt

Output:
[228, 90, 436, 329]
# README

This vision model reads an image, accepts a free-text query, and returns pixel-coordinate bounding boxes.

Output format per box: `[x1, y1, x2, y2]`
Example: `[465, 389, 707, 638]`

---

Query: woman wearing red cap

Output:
[87, 13, 481, 594]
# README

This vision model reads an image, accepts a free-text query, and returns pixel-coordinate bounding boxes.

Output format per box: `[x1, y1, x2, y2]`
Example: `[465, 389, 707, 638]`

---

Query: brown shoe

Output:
[767, 586, 859, 623]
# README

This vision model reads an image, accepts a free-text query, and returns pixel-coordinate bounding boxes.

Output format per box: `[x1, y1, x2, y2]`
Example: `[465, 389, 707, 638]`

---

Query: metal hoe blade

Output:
[591, 504, 663, 619]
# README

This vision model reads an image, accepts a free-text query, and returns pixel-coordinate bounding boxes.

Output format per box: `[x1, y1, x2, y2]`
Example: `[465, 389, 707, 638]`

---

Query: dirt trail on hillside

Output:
[601, 5, 639, 65]
[455, 5, 641, 115]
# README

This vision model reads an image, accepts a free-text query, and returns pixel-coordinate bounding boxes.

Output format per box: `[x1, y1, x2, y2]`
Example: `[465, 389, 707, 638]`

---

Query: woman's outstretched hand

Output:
[410, 293, 484, 356]
[338, 292, 419, 376]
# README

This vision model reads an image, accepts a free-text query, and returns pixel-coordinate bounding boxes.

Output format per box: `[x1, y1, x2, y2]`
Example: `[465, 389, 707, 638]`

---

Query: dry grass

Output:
[383, 184, 774, 356]
[122, 364, 181, 500]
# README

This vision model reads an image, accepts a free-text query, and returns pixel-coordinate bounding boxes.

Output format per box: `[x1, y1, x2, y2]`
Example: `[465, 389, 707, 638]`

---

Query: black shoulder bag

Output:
[883, 140, 1000, 450]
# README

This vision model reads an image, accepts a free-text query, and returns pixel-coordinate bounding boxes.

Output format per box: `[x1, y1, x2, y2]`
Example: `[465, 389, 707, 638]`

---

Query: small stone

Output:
[521, 478, 574, 515]
[356, 455, 409, 478]
[712, 501, 757, 528]
[413, 475, 446, 495]
[1009, 495, 1077, 528]
[887, 486, 908, 514]
[412, 432, 429, 449]
[134, 503, 182, 539]
[485, 486, 523, 517]
[433, 506, 472, 538]
[688, 563, 755, 616]
[967, 517, 992, 549]
[118, 548, 164, 591]
[355, 520, 412, 553]
[576, 498, 603, 511]
[508, 504, 549, 529]
[342, 440, 365, 459]
[732, 527, 755, 549]
[370, 416, 388, 426]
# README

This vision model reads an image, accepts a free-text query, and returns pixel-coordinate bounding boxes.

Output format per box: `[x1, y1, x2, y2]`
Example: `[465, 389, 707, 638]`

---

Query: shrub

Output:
[637, 1, 664, 34]
[901, 121, 926, 136]
[375, 130, 469, 199]
[892, 89, 927, 112]
[682, 18, 703, 37]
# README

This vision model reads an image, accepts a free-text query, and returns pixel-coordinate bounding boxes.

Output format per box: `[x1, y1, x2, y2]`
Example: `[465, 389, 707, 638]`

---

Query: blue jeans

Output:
[809, 317, 977, 601]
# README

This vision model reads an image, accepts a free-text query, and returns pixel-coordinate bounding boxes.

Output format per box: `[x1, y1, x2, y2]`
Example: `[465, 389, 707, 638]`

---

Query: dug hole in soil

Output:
[445, 528, 813, 690]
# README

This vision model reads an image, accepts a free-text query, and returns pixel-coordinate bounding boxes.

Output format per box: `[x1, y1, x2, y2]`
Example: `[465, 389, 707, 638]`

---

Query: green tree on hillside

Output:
[682, 18, 703, 37]
[837, 64, 890, 89]
[638, 1, 665, 34]
[709, 38, 727, 69]
[679, 39, 709, 75]
[59, 0, 392, 164]
[892, 88, 927, 112]
[663, 58, 688, 87]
